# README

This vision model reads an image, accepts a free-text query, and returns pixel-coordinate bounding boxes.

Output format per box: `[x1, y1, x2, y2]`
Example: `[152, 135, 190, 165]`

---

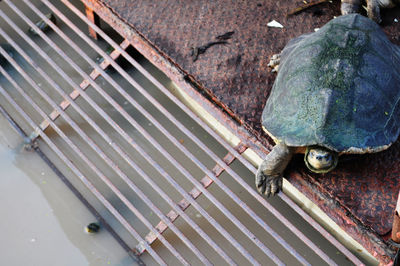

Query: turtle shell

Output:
[262, 14, 400, 153]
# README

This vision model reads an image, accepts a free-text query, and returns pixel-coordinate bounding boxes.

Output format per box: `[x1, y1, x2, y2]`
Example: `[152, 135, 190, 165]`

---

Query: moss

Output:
[263, 15, 399, 150]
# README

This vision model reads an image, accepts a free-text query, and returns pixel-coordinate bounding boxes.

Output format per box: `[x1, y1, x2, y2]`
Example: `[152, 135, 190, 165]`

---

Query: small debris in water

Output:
[23, 137, 38, 151]
[267, 20, 283, 28]
[28, 13, 57, 36]
[85, 222, 100, 234]
[395, 18, 399, 23]
[314, 28, 320, 32]
[30, 238, 37, 243]
[179, 139, 184, 144]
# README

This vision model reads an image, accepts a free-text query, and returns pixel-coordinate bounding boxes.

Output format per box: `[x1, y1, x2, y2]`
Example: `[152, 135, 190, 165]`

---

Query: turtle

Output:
[341, 0, 398, 23]
[256, 14, 400, 197]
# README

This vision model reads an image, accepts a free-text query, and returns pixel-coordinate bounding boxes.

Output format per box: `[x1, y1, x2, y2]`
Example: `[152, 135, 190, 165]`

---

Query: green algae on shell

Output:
[262, 14, 400, 154]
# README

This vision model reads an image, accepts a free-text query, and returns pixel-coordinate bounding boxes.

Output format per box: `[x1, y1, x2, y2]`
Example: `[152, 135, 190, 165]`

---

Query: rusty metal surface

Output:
[392, 212, 400, 243]
[0, 0, 364, 264]
[82, 0, 400, 263]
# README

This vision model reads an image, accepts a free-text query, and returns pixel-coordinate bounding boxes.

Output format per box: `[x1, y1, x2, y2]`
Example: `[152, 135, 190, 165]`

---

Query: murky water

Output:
[0, 114, 131, 265]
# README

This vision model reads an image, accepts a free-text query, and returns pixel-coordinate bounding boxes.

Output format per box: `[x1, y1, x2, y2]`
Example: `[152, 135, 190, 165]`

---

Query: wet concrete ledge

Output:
[80, 0, 400, 263]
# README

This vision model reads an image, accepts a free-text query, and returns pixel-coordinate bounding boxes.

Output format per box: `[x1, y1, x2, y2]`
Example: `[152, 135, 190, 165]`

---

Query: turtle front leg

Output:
[256, 142, 295, 197]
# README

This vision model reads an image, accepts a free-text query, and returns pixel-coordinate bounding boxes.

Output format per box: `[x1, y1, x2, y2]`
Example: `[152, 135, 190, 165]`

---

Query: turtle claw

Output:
[255, 170, 282, 197]
[268, 53, 281, 73]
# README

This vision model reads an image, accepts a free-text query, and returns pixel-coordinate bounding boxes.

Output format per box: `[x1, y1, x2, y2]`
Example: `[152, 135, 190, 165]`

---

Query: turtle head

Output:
[305, 146, 338, 173]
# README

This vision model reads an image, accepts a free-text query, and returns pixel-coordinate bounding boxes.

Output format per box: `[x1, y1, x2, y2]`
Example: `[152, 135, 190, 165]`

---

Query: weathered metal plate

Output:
[86, 0, 400, 262]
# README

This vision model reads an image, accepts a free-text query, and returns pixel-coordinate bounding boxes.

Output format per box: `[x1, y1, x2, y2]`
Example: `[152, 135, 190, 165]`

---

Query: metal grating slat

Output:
[0, 103, 146, 265]
[11, 1, 259, 263]
[139, 143, 247, 253]
[29, 39, 131, 140]
[31, 2, 312, 264]
[0, 77, 167, 265]
[64, 1, 364, 263]
[11, 1, 286, 264]
[0, 3, 223, 264]
[0, 0, 366, 265]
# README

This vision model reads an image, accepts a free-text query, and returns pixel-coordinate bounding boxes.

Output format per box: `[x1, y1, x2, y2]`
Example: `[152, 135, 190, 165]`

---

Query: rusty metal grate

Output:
[0, 0, 365, 265]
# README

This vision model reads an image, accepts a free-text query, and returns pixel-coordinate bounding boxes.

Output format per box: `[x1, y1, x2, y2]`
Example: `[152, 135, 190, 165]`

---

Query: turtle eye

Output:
[310, 151, 315, 157]
[325, 154, 332, 161]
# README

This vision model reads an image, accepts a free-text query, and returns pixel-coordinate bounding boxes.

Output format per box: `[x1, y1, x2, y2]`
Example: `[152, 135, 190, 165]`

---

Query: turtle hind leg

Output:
[268, 53, 281, 73]
[367, 0, 396, 23]
[255, 142, 294, 197]
[341, 0, 361, 15]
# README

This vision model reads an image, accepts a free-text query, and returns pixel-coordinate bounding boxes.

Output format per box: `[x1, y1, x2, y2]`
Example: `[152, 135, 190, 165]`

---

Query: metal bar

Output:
[0, 43, 190, 266]
[0, 81, 165, 265]
[44, 1, 313, 264]
[84, 5, 100, 39]
[27, 1, 319, 264]
[3, 3, 239, 264]
[30, 39, 130, 140]
[13, 1, 270, 264]
[1, 4, 237, 264]
[0, 105, 145, 266]
[59, 2, 363, 264]
[278, 193, 365, 265]
[0, 29, 219, 266]
[139, 143, 247, 252]
[36, 2, 304, 264]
